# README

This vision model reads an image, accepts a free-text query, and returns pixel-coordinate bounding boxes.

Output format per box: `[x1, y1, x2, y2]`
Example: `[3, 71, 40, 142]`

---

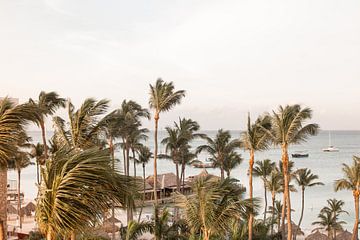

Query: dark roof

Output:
[306, 230, 329, 240]
[146, 173, 178, 189]
[336, 230, 352, 240]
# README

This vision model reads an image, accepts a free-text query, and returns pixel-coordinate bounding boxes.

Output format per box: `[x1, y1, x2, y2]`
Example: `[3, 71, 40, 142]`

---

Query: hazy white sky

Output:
[1, 0, 359, 130]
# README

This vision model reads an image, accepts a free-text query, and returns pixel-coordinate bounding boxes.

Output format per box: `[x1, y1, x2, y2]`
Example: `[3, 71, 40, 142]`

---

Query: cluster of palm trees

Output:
[0, 79, 359, 240]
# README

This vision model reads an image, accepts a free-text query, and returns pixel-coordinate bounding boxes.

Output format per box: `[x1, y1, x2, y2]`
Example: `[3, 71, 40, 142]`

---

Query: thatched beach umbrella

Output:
[285, 222, 305, 236]
[7, 205, 17, 214]
[305, 230, 329, 240]
[336, 230, 352, 240]
[104, 216, 121, 224]
[102, 222, 120, 233]
[24, 202, 36, 212]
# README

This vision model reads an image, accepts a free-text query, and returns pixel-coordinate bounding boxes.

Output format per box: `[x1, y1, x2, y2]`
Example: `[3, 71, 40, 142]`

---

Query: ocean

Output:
[9, 130, 360, 233]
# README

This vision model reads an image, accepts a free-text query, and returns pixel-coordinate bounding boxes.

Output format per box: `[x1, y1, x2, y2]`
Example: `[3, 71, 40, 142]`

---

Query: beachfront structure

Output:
[142, 170, 220, 202]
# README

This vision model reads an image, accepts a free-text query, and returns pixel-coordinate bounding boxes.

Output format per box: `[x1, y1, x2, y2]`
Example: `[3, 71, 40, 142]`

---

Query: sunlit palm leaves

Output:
[36, 148, 139, 240]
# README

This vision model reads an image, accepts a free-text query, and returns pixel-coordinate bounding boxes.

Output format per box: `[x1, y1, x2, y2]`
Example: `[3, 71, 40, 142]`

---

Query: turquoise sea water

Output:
[9, 130, 360, 233]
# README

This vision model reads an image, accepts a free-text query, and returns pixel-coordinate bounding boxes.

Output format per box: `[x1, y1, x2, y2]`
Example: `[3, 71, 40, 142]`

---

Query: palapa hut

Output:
[188, 169, 220, 182]
[305, 230, 329, 240]
[102, 222, 120, 233]
[145, 173, 191, 200]
[104, 216, 121, 224]
[336, 230, 353, 240]
[7, 204, 17, 214]
[285, 222, 305, 238]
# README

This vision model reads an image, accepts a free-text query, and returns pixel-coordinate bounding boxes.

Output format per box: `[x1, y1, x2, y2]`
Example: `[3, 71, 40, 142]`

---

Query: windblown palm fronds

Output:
[36, 148, 139, 240]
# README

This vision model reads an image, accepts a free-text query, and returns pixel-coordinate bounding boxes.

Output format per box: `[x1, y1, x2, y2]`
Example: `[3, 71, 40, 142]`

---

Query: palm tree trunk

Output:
[70, 231, 76, 240]
[0, 168, 7, 240]
[220, 158, 224, 180]
[352, 191, 359, 240]
[153, 113, 159, 204]
[46, 226, 53, 240]
[294, 187, 305, 240]
[175, 162, 180, 192]
[227, 170, 230, 178]
[248, 150, 254, 240]
[264, 181, 268, 222]
[271, 192, 275, 235]
[40, 121, 48, 161]
[36, 159, 40, 185]
[281, 192, 286, 239]
[126, 145, 130, 177]
[17, 170, 22, 229]
[108, 137, 117, 240]
[138, 163, 146, 222]
[181, 163, 186, 194]
[132, 149, 136, 177]
[282, 145, 292, 240]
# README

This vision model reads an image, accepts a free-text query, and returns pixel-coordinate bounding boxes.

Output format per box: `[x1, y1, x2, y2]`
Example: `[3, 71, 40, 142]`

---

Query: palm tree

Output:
[133, 145, 152, 222]
[266, 170, 282, 234]
[160, 127, 188, 192]
[30, 143, 45, 185]
[175, 176, 253, 240]
[117, 100, 150, 177]
[119, 220, 152, 240]
[293, 168, 324, 240]
[224, 151, 243, 178]
[241, 114, 271, 240]
[53, 98, 110, 150]
[174, 118, 204, 190]
[321, 199, 348, 239]
[151, 206, 189, 240]
[9, 150, 33, 229]
[253, 159, 275, 222]
[36, 148, 138, 240]
[129, 128, 148, 178]
[0, 98, 36, 240]
[268, 200, 283, 234]
[149, 79, 185, 203]
[266, 105, 319, 240]
[334, 157, 360, 240]
[312, 210, 345, 239]
[29, 91, 65, 161]
[196, 129, 240, 180]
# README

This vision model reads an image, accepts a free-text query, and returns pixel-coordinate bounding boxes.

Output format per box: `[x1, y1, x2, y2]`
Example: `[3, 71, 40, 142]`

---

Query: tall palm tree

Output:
[196, 129, 240, 180]
[293, 168, 324, 240]
[334, 157, 360, 240]
[266, 170, 283, 234]
[133, 145, 152, 222]
[174, 118, 204, 189]
[117, 100, 150, 177]
[266, 105, 319, 240]
[241, 114, 271, 240]
[175, 176, 253, 240]
[119, 220, 152, 240]
[224, 151, 243, 178]
[0, 98, 36, 240]
[253, 159, 275, 222]
[149, 79, 185, 203]
[30, 143, 45, 185]
[312, 210, 345, 239]
[321, 199, 348, 239]
[52, 98, 110, 150]
[36, 148, 138, 240]
[160, 127, 188, 192]
[8, 150, 33, 229]
[29, 91, 65, 161]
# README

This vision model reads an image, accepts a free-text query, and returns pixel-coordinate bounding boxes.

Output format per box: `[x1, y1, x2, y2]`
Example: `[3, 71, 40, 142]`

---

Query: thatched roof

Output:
[24, 202, 36, 212]
[305, 230, 329, 240]
[104, 216, 121, 224]
[285, 222, 304, 236]
[188, 169, 220, 182]
[146, 173, 178, 189]
[102, 222, 120, 233]
[336, 230, 352, 240]
[7, 204, 17, 214]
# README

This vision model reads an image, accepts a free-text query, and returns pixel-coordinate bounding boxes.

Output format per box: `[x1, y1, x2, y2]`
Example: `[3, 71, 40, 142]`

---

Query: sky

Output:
[0, 0, 359, 130]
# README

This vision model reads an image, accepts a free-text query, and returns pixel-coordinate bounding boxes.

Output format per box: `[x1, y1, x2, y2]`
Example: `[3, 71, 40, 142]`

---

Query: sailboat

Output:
[322, 131, 339, 152]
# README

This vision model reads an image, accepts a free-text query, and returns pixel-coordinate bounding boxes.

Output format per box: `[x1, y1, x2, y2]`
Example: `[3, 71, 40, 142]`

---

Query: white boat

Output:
[322, 132, 339, 152]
